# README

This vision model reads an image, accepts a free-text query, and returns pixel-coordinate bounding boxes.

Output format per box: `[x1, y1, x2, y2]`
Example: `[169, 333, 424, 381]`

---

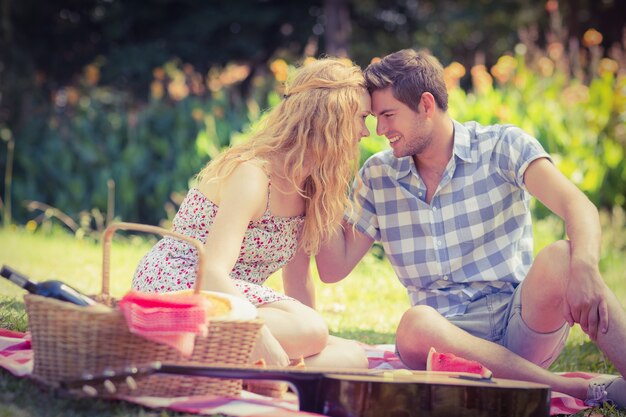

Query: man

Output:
[316, 49, 625, 407]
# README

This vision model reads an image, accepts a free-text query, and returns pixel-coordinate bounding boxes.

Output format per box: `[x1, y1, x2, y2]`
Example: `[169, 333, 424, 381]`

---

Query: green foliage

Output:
[447, 51, 626, 215]
[0, 298, 27, 333]
[4, 61, 264, 228]
[2, 27, 625, 230]
[359, 116, 389, 165]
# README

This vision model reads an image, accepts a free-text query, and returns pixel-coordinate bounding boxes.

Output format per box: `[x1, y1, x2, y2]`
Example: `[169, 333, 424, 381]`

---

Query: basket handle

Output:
[101, 222, 206, 297]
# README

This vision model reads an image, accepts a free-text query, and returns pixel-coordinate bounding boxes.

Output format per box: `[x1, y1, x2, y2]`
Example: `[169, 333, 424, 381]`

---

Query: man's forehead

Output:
[371, 89, 398, 114]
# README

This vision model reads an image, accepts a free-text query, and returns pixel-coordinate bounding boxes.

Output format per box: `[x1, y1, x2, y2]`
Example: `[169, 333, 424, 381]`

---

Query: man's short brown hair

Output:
[364, 49, 448, 112]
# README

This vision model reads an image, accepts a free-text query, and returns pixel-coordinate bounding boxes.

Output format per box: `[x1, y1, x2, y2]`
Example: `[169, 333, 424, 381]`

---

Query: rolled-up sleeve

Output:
[345, 164, 381, 241]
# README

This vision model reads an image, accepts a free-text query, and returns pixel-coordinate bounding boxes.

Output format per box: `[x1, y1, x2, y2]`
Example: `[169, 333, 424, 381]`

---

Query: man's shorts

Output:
[448, 282, 570, 369]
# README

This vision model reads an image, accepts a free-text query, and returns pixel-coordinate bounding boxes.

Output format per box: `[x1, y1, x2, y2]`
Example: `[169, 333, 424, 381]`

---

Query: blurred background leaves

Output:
[0, 0, 624, 233]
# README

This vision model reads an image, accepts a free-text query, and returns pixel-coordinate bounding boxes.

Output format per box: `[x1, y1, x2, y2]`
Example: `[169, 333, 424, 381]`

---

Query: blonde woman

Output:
[133, 58, 372, 369]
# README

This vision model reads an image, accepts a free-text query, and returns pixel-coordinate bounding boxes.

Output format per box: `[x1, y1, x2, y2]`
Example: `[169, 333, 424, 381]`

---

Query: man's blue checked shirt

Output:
[348, 120, 551, 317]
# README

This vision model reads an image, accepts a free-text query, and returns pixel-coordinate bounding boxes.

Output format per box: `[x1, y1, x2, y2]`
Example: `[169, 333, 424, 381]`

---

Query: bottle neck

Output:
[1, 266, 38, 293]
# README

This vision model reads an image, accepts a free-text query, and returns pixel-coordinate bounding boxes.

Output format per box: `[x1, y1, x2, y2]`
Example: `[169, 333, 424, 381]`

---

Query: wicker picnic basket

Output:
[24, 222, 264, 397]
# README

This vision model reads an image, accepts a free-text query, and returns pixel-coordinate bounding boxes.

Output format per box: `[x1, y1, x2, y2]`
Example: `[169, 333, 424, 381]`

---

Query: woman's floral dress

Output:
[132, 186, 305, 306]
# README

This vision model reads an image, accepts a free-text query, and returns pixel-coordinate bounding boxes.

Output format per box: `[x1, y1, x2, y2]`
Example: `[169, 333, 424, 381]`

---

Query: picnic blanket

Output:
[0, 328, 592, 416]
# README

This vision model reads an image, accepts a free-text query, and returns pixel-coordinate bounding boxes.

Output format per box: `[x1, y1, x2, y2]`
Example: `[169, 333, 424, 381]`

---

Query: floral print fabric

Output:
[133, 187, 304, 305]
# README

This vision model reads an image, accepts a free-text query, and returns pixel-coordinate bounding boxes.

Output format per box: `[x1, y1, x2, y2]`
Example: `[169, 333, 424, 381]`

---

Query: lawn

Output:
[1, 211, 625, 416]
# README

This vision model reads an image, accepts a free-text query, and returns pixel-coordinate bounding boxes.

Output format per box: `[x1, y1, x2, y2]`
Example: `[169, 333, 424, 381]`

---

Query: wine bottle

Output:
[1, 265, 96, 306]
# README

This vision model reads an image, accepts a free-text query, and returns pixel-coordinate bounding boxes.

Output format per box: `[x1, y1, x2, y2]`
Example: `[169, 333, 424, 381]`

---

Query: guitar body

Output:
[315, 373, 550, 417]
[64, 363, 551, 417]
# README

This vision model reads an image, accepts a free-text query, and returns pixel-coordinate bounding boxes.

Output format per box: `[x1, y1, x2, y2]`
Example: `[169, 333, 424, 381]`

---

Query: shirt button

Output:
[443, 275, 449, 280]
[418, 192, 423, 197]
[432, 206, 437, 211]
[437, 240, 442, 246]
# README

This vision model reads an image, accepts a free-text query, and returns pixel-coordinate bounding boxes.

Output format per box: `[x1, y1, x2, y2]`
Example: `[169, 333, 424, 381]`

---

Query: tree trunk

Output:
[0, 0, 12, 43]
[324, 0, 351, 57]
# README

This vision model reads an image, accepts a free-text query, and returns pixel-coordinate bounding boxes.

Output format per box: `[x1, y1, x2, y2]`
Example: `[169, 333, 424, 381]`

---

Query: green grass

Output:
[1, 214, 625, 416]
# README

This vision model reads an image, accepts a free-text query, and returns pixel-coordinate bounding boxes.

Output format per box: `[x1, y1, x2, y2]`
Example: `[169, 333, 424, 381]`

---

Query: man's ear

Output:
[420, 92, 436, 115]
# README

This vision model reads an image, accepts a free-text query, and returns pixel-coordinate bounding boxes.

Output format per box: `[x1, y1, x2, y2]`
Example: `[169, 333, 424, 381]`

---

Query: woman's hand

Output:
[249, 325, 290, 367]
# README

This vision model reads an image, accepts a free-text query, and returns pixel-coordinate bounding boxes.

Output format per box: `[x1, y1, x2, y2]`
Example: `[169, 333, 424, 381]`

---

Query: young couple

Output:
[133, 50, 626, 407]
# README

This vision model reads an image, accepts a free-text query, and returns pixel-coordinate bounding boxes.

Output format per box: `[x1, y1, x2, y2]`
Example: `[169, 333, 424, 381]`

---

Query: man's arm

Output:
[315, 220, 375, 283]
[524, 157, 607, 339]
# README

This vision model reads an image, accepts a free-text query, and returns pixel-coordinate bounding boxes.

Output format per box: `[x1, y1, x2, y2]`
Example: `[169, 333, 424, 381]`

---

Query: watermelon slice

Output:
[426, 347, 493, 379]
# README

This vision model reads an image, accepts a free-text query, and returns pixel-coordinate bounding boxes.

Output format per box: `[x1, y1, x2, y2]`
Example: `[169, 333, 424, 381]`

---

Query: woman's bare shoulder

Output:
[220, 160, 270, 210]
[230, 159, 270, 185]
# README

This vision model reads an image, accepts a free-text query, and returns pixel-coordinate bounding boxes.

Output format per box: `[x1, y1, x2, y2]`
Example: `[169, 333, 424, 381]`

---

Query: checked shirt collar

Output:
[392, 120, 476, 184]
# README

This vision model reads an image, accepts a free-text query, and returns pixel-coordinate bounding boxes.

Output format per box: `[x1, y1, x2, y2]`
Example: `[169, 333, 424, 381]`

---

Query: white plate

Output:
[198, 290, 258, 321]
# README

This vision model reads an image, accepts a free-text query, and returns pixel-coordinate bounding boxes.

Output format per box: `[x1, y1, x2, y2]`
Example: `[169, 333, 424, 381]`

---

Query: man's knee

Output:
[529, 239, 571, 295]
[398, 304, 443, 329]
[542, 239, 571, 256]
[535, 240, 571, 274]
[397, 305, 446, 360]
[396, 306, 446, 349]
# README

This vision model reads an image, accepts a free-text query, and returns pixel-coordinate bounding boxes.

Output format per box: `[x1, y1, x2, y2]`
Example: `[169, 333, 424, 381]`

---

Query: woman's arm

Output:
[200, 163, 291, 367]
[199, 162, 269, 297]
[282, 246, 315, 308]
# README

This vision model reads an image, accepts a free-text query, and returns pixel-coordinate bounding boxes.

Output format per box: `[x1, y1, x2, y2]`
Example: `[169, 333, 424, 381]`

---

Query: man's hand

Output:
[563, 260, 609, 340]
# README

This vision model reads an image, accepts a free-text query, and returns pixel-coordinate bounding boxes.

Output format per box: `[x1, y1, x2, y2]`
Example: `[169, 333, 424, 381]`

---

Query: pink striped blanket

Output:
[0, 328, 592, 416]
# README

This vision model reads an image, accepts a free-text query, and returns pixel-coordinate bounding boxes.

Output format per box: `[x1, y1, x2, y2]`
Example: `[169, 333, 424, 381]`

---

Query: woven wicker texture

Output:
[24, 222, 263, 397]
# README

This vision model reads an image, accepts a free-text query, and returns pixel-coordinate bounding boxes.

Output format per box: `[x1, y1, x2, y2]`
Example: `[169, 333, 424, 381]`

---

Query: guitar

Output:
[61, 362, 551, 417]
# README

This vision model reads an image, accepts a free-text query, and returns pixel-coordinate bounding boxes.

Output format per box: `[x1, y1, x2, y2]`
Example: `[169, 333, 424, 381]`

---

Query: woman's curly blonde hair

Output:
[197, 57, 366, 255]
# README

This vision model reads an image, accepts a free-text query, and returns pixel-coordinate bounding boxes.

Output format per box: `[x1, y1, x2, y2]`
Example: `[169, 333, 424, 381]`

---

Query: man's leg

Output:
[519, 240, 626, 376]
[396, 239, 626, 401]
[595, 290, 626, 376]
[395, 304, 589, 398]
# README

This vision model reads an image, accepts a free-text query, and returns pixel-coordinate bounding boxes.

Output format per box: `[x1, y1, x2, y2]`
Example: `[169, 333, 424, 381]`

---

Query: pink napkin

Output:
[118, 290, 211, 357]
